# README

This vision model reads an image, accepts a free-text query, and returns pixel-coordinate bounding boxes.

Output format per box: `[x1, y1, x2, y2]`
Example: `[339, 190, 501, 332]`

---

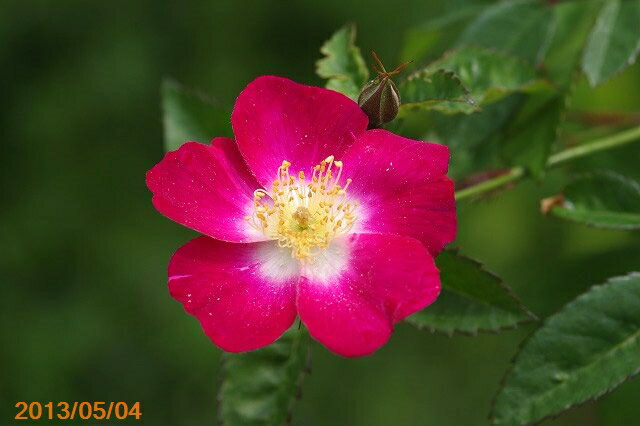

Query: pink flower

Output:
[147, 76, 456, 357]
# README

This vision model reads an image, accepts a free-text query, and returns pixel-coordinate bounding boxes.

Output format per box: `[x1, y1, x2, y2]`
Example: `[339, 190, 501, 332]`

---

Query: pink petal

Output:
[168, 236, 299, 352]
[297, 233, 441, 357]
[343, 129, 457, 255]
[232, 76, 368, 187]
[147, 138, 266, 243]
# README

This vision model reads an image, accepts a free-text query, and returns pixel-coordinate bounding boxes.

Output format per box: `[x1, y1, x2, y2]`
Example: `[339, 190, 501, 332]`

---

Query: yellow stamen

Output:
[246, 156, 358, 261]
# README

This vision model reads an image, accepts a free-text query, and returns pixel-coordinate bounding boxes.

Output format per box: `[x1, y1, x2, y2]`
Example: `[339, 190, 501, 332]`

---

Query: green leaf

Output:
[582, 0, 640, 87]
[406, 250, 536, 335]
[218, 328, 310, 426]
[316, 24, 369, 101]
[550, 170, 640, 230]
[436, 95, 522, 151]
[491, 273, 640, 425]
[457, 0, 555, 65]
[434, 95, 523, 179]
[426, 46, 542, 105]
[543, 0, 601, 87]
[398, 69, 478, 115]
[398, 46, 543, 117]
[162, 79, 232, 152]
[501, 89, 564, 178]
[400, 3, 489, 63]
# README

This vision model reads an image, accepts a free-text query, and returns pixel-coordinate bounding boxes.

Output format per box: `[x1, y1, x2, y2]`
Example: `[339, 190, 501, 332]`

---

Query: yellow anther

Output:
[245, 155, 358, 261]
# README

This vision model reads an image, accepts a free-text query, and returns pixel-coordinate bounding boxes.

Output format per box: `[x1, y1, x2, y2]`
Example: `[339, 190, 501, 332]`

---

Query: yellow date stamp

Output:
[15, 401, 141, 421]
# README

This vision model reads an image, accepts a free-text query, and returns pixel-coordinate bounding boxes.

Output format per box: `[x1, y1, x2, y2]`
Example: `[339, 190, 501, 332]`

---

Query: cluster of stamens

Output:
[245, 156, 358, 261]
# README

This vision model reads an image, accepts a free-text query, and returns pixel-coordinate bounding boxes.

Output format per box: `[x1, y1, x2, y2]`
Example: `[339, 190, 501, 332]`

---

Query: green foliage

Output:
[218, 328, 310, 426]
[407, 250, 536, 335]
[582, 0, 640, 87]
[550, 170, 640, 230]
[435, 95, 521, 152]
[491, 273, 640, 425]
[433, 97, 521, 179]
[501, 90, 565, 178]
[399, 69, 477, 115]
[398, 46, 543, 117]
[457, 0, 554, 65]
[316, 24, 369, 101]
[162, 79, 232, 152]
[544, 1, 601, 87]
[444, 0, 577, 177]
[399, 3, 489, 63]
[397, 1, 578, 177]
[426, 46, 542, 105]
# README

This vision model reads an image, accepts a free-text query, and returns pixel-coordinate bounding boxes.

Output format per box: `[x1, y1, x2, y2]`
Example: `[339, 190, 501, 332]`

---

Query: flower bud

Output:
[358, 77, 400, 128]
[358, 52, 410, 128]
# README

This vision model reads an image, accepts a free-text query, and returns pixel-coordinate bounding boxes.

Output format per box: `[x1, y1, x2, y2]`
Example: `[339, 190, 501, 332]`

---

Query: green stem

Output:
[455, 125, 640, 201]
[454, 168, 525, 201]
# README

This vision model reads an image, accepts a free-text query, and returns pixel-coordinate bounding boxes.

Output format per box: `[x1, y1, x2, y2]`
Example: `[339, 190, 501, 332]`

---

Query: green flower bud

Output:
[358, 52, 411, 128]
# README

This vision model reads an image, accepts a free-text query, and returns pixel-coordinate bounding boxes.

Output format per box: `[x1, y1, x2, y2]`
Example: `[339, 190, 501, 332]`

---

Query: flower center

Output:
[246, 156, 358, 261]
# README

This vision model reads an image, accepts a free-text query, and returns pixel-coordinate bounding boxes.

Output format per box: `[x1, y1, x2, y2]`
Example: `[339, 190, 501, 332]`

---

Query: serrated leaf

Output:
[550, 170, 640, 229]
[491, 273, 640, 425]
[457, 0, 555, 65]
[162, 79, 232, 152]
[399, 69, 478, 115]
[426, 46, 543, 105]
[316, 24, 369, 101]
[406, 250, 536, 335]
[396, 45, 548, 124]
[218, 328, 310, 426]
[582, 0, 640, 87]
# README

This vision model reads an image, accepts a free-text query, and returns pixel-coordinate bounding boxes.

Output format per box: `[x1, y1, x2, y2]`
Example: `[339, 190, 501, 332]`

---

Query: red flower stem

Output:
[455, 125, 640, 201]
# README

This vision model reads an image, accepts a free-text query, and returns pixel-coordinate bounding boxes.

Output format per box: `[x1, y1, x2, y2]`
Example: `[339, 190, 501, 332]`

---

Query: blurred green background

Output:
[2, 0, 640, 425]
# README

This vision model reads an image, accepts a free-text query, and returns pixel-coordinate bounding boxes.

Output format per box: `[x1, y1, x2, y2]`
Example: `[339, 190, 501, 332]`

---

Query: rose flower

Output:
[147, 76, 456, 357]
